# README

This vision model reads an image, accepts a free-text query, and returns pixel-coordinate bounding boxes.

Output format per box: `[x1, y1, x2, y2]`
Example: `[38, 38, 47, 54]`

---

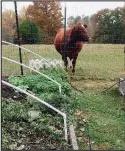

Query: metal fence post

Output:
[63, 3, 67, 66]
[14, 1, 23, 75]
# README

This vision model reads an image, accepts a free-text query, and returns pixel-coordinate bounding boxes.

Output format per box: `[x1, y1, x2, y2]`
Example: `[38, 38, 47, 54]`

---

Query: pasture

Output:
[2, 43, 125, 150]
[2, 44, 124, 79]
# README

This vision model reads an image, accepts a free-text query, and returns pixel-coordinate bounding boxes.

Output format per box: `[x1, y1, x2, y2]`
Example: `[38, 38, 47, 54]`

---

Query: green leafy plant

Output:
[2, 99, 28, 122]
[8, 68, 72, 95]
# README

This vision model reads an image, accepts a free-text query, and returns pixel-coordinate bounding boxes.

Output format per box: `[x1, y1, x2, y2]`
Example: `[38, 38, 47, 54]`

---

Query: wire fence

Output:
[2, 41, 124, 79]
[2, 1, 125, 81]
[2, 2, 125, 151]
[2, 41, 63, 76]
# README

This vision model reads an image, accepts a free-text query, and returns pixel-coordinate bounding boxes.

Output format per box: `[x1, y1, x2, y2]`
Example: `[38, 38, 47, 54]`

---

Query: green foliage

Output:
[2, 68, 72, 149]
[24, 93, 72, 116]
[2, 97, 66, 149]
[72, 90, 125, 150]
[30, 114, 63, 137]
[8, 76, 25, 86]
[2, 98, 28, 122]
[9, 68, 72, 95]
[91, 7, 125, 44]
[18, 20, 41, 44]
[3, 65, 125, 150]
[8, 68, 73, 117]
[2, 128, 12, 149]
[67, 15, 90, 28]
[26, 1, 63, 44]
[74, 16, 81, 24]
[67, 7, 125, 44]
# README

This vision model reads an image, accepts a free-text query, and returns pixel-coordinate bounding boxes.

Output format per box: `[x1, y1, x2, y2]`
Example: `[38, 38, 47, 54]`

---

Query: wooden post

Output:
[69, 125, 79, 150]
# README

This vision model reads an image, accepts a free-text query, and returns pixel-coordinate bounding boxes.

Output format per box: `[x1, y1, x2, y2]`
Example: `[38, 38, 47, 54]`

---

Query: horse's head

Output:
[70, 23, 89, 42]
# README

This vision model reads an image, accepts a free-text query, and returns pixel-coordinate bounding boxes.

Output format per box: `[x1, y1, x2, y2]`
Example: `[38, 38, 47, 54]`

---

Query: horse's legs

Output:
[69, 58, 73, 68]
[62, 55, 68, 71]
[72, 55, 78, 74]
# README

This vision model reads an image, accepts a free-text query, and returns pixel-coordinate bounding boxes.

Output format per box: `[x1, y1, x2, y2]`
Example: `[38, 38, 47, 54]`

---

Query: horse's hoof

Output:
[72, 70, 75, 75]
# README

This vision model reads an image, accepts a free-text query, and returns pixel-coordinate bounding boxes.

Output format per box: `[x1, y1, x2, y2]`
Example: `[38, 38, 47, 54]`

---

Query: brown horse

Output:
[54, 23, 89, 74]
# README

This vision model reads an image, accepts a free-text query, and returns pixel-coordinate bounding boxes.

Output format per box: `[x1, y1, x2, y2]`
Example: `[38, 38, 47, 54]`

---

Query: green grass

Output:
[72, 90, 125, 150]
[2, 43, 125, 150]
[2, 44, 61, 75]
[2, 44, 124, 79]
[74, 44, 124, 79]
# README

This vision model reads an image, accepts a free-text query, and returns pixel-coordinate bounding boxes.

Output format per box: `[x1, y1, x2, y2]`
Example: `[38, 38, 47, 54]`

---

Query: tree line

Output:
[2, 1, 63, 44]
[2, 2, 125, 44]
[67, 7, 125, 44]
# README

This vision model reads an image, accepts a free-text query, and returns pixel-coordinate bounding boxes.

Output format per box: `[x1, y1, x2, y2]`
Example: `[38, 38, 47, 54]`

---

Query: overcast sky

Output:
[2, 1, 125, 17]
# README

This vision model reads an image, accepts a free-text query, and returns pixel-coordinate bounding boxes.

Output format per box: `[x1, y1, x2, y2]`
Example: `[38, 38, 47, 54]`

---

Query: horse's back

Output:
[54, 28, 71, 52]
[54, 28, 64, 44]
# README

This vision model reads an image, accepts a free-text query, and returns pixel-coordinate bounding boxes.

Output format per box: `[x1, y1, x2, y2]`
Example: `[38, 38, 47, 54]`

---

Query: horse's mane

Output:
[57, 23, 87, 33]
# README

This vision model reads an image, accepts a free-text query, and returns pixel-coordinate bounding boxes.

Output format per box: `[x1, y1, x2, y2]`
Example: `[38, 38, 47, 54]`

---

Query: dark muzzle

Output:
[84, 36, 90, 42]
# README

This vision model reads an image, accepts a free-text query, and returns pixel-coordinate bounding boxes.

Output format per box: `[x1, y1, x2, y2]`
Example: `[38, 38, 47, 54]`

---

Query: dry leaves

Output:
[75, 110, 83, 116]
[17, 145, 25, 150]
[9, 143, 17, 150]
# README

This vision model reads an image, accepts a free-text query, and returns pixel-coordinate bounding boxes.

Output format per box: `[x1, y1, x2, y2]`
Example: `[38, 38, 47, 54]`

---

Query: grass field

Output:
[2, 44, 124, 79]
[2, 43, 125, 150]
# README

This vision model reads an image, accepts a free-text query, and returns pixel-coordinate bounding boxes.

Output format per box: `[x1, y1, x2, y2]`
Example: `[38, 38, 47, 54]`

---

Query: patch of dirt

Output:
[2, 76, 26, 101]
[70, 79, 117, 91]
[70, 75, 117, 82]
[10, 131, 71, 150]
[2, 122, 72, 150]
